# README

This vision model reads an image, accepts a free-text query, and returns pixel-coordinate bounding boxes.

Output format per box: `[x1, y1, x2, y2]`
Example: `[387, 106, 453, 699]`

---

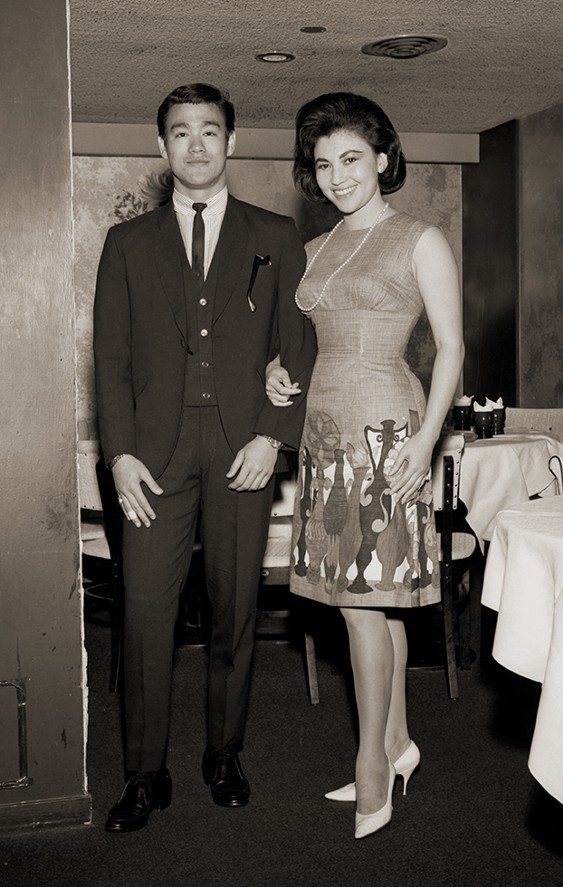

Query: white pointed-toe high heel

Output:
[325, 781, 356, 802]
[324, 741, 420, 802]
[354, 762, 395, 840]
[394, 740, 420, 795]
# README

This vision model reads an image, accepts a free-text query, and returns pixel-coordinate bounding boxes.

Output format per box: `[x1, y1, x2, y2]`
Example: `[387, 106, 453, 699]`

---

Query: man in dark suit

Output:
[94, 83, 316, 832]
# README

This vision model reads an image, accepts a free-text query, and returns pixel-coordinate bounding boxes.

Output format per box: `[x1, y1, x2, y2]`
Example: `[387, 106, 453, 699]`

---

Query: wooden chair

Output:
[432, 433, 477, 698]
[504, 408, 563, 497]
[549, 455, 563, 495]
[79, 441, 206, 686]
[504, 407, 563, 440]
[78, 440, 123, 692]
[259, 510, 320, 705]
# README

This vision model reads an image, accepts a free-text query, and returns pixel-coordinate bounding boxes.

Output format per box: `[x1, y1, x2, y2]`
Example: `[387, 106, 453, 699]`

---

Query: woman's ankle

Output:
[385, 735, 410, 764]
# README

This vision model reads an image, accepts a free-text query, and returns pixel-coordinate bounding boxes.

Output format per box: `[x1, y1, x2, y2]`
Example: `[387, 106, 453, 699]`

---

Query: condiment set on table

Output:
[450, 395, 505, 439]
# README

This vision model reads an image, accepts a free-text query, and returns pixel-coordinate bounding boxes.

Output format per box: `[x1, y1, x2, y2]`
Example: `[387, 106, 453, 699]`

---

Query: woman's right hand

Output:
[265, 364, 301, 407]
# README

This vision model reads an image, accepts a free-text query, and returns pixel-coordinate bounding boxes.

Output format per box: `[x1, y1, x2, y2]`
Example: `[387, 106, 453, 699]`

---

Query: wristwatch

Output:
[260, 435, 283, 450]
[107, 453, 127, 469]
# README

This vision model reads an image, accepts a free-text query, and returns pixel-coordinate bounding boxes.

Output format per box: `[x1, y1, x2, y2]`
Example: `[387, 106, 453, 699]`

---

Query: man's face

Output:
[158, 102, 236, 200]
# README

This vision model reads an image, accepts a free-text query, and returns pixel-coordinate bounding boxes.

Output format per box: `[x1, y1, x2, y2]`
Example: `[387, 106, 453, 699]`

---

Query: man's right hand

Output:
[112, 455, 163, 528]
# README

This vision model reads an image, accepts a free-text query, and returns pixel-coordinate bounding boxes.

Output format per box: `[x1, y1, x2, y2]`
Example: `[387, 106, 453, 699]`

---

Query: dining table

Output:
[458, 431, 563, 549]
[481, 496, 563, 803]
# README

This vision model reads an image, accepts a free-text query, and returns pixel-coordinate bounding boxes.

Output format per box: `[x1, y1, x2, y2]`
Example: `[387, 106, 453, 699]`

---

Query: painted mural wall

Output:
[73, 156, 462, 437]
[519, 101, 563, 406]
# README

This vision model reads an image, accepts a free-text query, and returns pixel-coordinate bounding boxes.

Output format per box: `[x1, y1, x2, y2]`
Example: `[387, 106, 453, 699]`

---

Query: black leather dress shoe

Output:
[105, 768, 172, 832]
[202, 747, 250, 807]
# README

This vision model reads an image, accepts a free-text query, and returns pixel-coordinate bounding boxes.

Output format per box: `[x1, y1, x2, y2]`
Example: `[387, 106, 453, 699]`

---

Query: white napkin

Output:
[485, 396, 504, 409]
[473, 400, 493, 413]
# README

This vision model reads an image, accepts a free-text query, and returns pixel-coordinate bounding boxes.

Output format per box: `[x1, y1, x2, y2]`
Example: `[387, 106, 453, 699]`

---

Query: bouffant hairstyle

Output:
[157, 82, 235, 140]
[293, 92, 406, 203]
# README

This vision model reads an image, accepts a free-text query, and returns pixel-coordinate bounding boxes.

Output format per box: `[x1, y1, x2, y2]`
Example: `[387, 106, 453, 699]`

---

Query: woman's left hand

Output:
[385, 434, 435, 504]
[265, 364, 301, 407]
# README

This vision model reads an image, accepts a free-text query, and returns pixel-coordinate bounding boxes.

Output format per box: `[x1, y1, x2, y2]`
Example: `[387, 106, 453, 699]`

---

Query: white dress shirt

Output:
[173, 187, 228, 279]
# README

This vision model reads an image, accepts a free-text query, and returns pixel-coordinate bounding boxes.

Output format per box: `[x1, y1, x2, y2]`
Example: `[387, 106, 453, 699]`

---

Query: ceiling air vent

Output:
[361, 35, 448, 59]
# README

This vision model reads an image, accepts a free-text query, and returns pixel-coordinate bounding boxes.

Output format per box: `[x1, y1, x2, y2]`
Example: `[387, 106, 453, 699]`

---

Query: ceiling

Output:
[69, 0, 563, 134]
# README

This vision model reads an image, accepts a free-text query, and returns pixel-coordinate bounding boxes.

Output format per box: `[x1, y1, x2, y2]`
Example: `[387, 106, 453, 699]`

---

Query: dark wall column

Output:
[462, 121, 518, 405]
[519, 103, 563, 407]
[0, 1, 91, 826]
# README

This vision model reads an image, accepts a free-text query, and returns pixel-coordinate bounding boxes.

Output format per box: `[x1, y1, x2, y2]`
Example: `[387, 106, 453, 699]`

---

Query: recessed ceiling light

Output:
[362, 35, 448, 59]
[255, 51, 295, 63]
[300, 26, 326, 33]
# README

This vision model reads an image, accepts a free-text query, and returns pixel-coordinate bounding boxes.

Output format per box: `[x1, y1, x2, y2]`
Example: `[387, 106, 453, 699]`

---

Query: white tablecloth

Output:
[481, 496, 563, 803]
[460, 432, 563, 548]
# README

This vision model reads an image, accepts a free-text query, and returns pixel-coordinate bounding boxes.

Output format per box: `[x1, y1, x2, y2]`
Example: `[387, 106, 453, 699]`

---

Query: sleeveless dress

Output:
[290, 212, 441, 608]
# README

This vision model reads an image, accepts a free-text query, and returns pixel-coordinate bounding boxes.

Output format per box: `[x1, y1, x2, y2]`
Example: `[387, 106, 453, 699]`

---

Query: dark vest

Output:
[182, 255, 219, 406]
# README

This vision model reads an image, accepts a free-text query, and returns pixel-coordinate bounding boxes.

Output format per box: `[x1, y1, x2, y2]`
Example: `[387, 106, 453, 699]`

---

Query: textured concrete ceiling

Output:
[69, 0, 563, 133]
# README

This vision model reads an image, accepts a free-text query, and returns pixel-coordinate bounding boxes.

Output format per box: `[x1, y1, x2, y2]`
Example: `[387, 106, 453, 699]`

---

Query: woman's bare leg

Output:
[385, 617, 410, 762]
[340, 607, 393, 814]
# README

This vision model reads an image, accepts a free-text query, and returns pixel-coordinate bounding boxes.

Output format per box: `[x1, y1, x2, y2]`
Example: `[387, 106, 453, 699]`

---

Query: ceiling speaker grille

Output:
[361, 35, 448, 59]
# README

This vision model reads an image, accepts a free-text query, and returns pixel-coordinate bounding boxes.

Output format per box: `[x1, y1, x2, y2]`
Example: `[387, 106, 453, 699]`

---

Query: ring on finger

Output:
[117, 496, 123, 505]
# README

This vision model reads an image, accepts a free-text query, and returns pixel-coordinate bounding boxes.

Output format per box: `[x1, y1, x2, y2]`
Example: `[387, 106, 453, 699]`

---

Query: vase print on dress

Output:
[294, 446, 313, 578]
[292, 410, 437, 601]
[322, 448, 348, 592]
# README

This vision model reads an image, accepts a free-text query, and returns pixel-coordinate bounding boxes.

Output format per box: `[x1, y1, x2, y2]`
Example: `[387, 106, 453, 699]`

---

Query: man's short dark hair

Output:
[157, 83, 235, 139]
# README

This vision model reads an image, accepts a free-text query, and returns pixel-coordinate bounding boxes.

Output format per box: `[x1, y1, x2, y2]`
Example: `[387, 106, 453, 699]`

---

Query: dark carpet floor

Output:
[1, 602, 563, 887]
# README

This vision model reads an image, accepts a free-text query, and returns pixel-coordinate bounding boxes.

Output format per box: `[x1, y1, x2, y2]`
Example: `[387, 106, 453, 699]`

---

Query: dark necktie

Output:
[191, 202, 207, 284]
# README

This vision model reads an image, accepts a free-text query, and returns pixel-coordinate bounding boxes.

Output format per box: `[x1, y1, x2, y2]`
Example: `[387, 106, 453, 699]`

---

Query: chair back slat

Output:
[431, 433, 476, 699]
[432, 433, 465, 511]
[78, 440, 103, 511]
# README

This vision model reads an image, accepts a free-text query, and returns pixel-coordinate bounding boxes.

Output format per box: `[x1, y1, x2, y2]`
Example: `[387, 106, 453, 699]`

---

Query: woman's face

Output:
[313, 129, 387, 215]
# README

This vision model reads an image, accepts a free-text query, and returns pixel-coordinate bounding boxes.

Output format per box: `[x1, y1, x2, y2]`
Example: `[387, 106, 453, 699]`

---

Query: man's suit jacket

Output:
[94, 195, 317, 479]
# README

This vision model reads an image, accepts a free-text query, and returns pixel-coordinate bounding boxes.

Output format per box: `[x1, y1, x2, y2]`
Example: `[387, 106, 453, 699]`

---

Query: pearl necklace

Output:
[295, 202, 389, 313]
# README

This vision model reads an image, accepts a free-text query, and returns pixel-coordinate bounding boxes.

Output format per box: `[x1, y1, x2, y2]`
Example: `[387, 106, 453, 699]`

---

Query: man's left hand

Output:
[227, 436, 278, 491]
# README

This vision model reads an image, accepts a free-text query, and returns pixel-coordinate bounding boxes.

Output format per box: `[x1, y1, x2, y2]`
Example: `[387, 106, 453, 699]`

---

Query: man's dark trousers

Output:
[121, 405, 274, 772]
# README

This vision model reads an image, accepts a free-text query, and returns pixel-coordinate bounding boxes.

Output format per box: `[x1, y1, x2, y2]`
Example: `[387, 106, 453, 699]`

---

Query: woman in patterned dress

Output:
[266, 93, 464, 838]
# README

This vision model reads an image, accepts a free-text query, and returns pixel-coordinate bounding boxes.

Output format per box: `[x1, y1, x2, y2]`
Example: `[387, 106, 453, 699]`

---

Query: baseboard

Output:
[0, 793, 92, 830]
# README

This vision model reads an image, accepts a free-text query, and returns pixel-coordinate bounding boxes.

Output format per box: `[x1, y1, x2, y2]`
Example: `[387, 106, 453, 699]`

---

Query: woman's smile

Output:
[333, 184, 358, 198]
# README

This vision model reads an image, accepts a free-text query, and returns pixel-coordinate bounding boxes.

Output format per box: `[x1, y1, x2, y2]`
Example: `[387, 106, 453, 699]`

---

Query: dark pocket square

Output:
[247, 254, 271, 312]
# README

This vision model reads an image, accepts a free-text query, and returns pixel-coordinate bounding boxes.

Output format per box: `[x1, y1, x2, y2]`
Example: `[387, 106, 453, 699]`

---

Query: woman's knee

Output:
[340, 606, 387, 639]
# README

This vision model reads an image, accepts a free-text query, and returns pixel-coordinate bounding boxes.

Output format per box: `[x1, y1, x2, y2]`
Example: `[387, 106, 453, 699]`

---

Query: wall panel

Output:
[462, 121, 518, 405]
[0, 0, 90, 827]
[519, 103, 563, 406]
